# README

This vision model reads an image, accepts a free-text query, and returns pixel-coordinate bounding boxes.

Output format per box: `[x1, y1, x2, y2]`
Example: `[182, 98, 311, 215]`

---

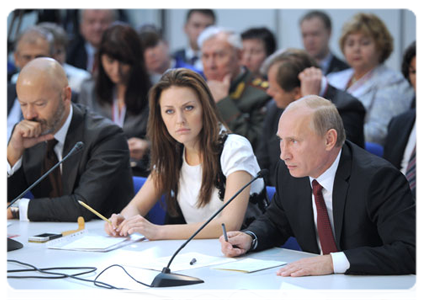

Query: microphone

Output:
[8, 141, 85, 209]
[150, 169, 267, 288]
[7, 141, 85, 252]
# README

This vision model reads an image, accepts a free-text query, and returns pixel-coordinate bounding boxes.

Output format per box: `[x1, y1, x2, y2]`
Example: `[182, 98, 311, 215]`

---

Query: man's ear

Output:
[63, 86, 72, 103]
[325, 129, 338, 150]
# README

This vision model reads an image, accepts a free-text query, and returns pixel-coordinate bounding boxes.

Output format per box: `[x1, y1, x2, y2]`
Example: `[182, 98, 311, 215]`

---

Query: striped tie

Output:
[405, 146, 416, 197]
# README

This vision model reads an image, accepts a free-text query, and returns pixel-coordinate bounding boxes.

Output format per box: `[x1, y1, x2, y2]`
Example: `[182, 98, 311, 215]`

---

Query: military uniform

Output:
[216, 68, 271, 151]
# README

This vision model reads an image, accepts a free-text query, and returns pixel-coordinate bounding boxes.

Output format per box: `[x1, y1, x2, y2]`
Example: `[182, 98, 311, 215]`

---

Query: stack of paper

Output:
[213, 258, 286, 273]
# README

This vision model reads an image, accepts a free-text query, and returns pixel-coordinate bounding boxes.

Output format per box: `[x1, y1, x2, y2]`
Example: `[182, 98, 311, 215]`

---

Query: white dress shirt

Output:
[309, 149, 350, 273]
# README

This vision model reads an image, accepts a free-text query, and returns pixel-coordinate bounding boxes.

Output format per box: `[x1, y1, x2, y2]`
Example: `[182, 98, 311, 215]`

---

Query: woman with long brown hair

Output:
[105, 68, 265, 240]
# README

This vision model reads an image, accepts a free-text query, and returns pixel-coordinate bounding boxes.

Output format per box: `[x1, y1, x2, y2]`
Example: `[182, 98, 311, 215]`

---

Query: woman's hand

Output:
[104, 213, 125, 237]
[115, 215, 160, 240]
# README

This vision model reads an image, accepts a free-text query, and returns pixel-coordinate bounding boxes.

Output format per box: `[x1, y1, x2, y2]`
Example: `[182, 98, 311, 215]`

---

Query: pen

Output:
[78, 200, 112, 225]
[221, 223, 228, 242]
[190, 258, 197, 265]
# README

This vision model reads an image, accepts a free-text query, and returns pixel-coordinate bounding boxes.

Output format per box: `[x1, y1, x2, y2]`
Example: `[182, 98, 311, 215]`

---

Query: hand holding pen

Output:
[219, 223, 250, 257]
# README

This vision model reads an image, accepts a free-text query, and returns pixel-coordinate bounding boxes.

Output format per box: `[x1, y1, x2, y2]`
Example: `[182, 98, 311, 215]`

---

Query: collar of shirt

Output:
[53, 104, 73, 161]
[309, 148, 342, 193]
[319, 52, 333, 75]
[84, 42, 96, 71]
[319, 75, 329, 96]
[185, 47, 201, 60]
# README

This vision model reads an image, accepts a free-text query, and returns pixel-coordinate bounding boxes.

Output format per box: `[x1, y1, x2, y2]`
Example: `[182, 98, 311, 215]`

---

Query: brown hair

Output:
[339, 13, 393, 64]
[147, 68, 228, 216]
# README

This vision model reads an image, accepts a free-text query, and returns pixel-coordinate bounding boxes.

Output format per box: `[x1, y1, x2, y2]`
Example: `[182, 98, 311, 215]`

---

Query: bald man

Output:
[7, 58, 133, 222]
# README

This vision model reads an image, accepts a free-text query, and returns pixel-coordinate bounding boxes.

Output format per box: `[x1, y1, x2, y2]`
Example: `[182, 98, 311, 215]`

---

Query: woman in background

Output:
[104, 68, 266, 240]
[327, 13, 414, 146]
[78, 22, 152, 176]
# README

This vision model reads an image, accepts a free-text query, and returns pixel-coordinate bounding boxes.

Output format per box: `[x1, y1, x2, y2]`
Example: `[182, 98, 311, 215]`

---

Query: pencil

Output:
[78, 200, 112, 225]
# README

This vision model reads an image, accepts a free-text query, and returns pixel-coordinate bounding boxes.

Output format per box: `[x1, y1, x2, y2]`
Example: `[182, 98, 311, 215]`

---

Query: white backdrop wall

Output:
[8, 8, 416, 72]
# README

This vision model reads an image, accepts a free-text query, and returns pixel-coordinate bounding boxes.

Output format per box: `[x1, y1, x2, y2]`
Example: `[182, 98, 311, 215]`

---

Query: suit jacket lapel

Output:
[25, 142, 47, 186]
[332, 142, 353, 250]
[62, 104, 85, 195]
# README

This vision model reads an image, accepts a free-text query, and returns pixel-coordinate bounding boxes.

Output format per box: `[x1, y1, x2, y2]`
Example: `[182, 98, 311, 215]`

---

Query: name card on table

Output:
[276, 282, 328, 300]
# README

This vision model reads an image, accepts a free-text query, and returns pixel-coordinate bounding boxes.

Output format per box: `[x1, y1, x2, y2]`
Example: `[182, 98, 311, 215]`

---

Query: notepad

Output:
[213, 258, 286, 273]
[48, 230, 144, 252]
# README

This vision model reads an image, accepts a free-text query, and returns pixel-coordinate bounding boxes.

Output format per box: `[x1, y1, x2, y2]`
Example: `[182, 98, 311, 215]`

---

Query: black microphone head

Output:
[257, 169, 269, 178]
[73, 141, 85, 154]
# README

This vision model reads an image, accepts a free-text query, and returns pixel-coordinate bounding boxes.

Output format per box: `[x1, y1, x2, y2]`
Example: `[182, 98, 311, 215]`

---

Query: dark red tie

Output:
[312, 180, 338, 254]
[43, 139, 63, 198]
[405, 146, 416, 196]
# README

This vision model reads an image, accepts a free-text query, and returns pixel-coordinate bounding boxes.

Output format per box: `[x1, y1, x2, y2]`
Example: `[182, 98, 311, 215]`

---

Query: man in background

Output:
[66, 9, 117, 73]
[199, 26, 271, 151]
[300, 10, 349, 75]
[257, 49, 365, 185]
[172, 9, 216, 71]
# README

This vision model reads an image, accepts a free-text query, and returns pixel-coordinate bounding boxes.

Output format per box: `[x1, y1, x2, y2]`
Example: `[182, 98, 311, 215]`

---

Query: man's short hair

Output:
[241, 27, 277, 57]
[138, 24, 163, 48]
[264, 48, 319, 91]
[186, 9, 216, 23]
[300, 10, 332, 31]
[14, 25, 55, 56]
[79, 9, 118, 23]
[198, 26, 242, 50]
[289, 95, 346, 147]
[38, 22, 68, 47]
[401, 40, 420, 81]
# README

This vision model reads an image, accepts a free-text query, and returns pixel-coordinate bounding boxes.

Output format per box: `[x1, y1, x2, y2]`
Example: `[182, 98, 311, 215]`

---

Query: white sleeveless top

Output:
[177, 134, 264, 224]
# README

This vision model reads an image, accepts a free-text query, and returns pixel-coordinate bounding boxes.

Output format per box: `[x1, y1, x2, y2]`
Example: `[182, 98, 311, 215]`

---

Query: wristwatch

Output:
[244, 230, 258, 251]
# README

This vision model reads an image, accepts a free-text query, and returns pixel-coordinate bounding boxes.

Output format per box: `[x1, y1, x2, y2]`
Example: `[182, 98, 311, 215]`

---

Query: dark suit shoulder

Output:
[327, 54, 350, 75]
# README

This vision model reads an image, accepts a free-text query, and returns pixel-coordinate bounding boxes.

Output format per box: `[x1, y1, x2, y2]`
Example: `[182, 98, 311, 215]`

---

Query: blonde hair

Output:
[339, 13, 393, 64]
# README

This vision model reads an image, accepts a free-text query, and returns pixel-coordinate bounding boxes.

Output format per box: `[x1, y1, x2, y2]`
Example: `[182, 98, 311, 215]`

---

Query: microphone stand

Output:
[151, 170, 266, 287]
[7, 141, 84, 252]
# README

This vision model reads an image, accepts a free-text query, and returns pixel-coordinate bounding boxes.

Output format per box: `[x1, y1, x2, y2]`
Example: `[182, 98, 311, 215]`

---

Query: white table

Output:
[6, 220, 417, 299]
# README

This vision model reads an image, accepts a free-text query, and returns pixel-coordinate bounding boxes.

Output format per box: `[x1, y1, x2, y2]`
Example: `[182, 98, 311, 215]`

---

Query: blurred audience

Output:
[257, 48, 365, 185]
[38, 22, 91, 94]
[300, 10, 349, 75]
[383, 41, 416, 199]
[8, 26, 54, 141]
[172, 9, 216, 71]
[78, 22, 152, 177]
[241, 27, 277, 78]
[138, 24, 203, 84]
[199, 26, 271, 152]
[327, 13, 414, 146]
[66, 9, 117, 73]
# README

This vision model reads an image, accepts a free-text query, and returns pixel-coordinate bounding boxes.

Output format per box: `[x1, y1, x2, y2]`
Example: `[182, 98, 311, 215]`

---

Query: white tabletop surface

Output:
[6, 219, 417, 300]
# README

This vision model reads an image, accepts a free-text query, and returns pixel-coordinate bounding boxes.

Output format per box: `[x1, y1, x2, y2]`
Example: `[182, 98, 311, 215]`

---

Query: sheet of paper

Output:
[123, 252, 236, 272]
[213, 258, 286, 273]
[372, 291, 420, 300]
[48, 231, 144, 252]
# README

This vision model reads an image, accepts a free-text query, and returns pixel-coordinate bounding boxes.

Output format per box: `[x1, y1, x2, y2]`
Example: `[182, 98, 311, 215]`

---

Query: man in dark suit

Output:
[7, 57, 134, 222]
[220, 95, 415, 276]
[383, 41, 416, 199]
[66, 9, 116, 73]
[172, 9, 216, 72]
[300, 10, 349, 75]
[257, 49, 365, 186]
